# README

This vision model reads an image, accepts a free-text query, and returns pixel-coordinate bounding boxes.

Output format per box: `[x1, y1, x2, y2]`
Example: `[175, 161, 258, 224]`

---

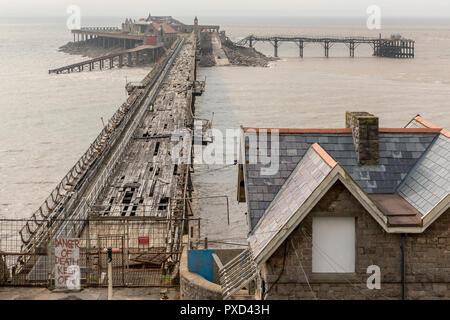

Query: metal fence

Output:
[0, 217, 193, 288]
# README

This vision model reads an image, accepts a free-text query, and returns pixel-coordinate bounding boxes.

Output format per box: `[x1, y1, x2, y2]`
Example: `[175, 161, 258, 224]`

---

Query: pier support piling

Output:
[274, 39, 279, 58]
[350, 42, 355, 57]
[299, 41, 304, 58]
[128, 53, 132, 66]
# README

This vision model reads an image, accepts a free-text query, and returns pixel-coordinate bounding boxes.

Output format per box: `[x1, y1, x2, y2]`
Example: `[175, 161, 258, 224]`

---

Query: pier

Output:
[238, 35, 415, 58]
[49, 44, 164, 74]
[2, 34, 205, 287]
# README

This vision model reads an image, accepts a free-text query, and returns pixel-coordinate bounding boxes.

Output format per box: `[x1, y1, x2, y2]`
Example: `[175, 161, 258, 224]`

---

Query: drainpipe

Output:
[261, 277, 265, 301]
[401, 234, 406, 300]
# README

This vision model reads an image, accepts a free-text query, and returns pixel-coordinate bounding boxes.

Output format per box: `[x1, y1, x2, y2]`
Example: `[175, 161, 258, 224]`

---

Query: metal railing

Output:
[219, 249, 257, 300]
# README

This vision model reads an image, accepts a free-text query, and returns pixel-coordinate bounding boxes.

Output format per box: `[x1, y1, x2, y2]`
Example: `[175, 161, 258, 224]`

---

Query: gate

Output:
[0, 217, 186, 288]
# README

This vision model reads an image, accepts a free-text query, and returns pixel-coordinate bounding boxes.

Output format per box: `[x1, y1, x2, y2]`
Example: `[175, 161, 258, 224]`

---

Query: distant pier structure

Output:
[50, 14, 219, 74]
[238, 34, 415, 58]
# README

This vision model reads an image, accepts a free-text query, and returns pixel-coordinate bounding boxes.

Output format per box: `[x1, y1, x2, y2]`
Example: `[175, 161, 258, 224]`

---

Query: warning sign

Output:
[54, 238, 80, 290]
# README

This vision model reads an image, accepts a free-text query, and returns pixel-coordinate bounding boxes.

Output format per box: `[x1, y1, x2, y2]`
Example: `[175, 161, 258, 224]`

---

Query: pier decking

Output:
[238, 35, 415, 58]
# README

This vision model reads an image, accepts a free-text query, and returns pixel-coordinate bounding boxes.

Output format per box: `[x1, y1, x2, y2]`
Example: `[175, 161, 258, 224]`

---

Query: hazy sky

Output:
[1, 0, 450, 17]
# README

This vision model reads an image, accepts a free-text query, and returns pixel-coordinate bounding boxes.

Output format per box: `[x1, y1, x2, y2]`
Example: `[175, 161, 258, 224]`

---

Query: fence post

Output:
[86, 219, 91, 286]
[107, 248, 113, 300]
[47, 238, 53, 288]
[121, 237, 125, 286]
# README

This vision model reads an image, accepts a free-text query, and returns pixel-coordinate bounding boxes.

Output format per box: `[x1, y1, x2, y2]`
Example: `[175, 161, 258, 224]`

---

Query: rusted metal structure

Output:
[238, 35, 415, 58]
[2, 34, 203, 287]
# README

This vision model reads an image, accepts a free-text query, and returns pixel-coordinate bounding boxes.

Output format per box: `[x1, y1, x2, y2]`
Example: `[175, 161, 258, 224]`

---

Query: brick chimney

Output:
[345, 112, 380, 165]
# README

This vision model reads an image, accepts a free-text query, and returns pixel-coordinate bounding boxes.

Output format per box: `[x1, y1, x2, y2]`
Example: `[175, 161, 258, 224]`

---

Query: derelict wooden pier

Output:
[13, 35, 203, 284]
[49, 44, 165, 74]
[238, 35, 415, 58]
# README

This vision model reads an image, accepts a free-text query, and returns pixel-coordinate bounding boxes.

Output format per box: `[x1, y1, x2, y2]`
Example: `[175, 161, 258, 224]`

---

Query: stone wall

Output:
[261, 181, 449, 300]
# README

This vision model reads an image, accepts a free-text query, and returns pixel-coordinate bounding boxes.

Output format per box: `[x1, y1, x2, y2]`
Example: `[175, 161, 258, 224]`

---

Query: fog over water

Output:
[0, 17, 449, 245]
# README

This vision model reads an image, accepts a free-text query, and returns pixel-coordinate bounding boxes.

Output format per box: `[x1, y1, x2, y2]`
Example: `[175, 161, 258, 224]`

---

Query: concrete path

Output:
[0, 287, 179, 300]
[211, 33, 230, 66]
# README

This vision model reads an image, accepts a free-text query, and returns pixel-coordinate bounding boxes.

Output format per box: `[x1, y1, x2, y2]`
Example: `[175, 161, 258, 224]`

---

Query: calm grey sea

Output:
[0, 16, 449, 242]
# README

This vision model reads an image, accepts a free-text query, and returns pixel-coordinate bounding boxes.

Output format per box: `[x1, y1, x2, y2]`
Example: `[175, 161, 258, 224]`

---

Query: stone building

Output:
[231, 112, 449, 300]
[153, 23, 178, 47]
[120, 17, 178, 47]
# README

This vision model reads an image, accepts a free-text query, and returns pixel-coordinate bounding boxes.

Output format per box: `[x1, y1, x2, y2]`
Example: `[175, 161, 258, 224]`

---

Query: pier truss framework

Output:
[238, 35, 415, 58]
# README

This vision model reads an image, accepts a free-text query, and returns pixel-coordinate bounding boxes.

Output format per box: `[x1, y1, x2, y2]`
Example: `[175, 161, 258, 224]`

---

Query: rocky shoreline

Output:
[221, 38, 277, 67]
[58, 41, 125, 59]
[198, 36, 277, 68]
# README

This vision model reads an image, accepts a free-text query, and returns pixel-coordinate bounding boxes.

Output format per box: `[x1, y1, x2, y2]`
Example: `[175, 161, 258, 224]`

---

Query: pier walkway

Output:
[3, 35, 201, 287]
[238, 35, 415, 58]
[49, 44, 164, 74]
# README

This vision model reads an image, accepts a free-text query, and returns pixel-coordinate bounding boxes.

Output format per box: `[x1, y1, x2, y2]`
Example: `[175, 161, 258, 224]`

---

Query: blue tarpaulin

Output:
[188, 249, 215, 282]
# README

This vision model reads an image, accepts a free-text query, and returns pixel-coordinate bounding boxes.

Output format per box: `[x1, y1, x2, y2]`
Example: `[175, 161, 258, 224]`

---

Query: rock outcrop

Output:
[221, 38, 277, 67]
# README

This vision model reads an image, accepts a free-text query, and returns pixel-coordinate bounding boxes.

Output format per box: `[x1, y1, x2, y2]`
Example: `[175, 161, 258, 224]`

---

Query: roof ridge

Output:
[311, 143, 337, 168]
[412, 115, 450, 138]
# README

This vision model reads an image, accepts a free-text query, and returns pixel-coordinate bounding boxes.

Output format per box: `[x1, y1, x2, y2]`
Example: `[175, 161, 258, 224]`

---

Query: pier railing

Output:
[80, 27, 120, 32]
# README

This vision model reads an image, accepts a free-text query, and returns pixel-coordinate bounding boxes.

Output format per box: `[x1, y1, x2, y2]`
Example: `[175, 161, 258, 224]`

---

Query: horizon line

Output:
[1, 14, 450, 18]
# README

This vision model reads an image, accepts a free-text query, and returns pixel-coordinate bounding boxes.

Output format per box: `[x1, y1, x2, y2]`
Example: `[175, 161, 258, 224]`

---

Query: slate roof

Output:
[398, 134, 450, 216]
[248, 144, 334, 260]
[243, 129, 439, 230]
[244, 116, 450, 264]
[153, 23, 178, 34]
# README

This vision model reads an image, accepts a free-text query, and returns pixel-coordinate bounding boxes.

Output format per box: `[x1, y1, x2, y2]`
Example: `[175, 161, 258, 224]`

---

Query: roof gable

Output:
[248, 143, 393, 264]
[248, 144, 335, 262]
[247, 140, 450, 264]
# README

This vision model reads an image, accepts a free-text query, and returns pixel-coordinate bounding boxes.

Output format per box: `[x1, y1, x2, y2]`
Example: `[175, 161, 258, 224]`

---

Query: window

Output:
[312, 217, 355, 273]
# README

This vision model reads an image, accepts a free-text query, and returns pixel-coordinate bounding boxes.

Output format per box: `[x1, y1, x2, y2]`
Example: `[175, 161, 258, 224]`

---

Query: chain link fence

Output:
[0, 217, 197, 288]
